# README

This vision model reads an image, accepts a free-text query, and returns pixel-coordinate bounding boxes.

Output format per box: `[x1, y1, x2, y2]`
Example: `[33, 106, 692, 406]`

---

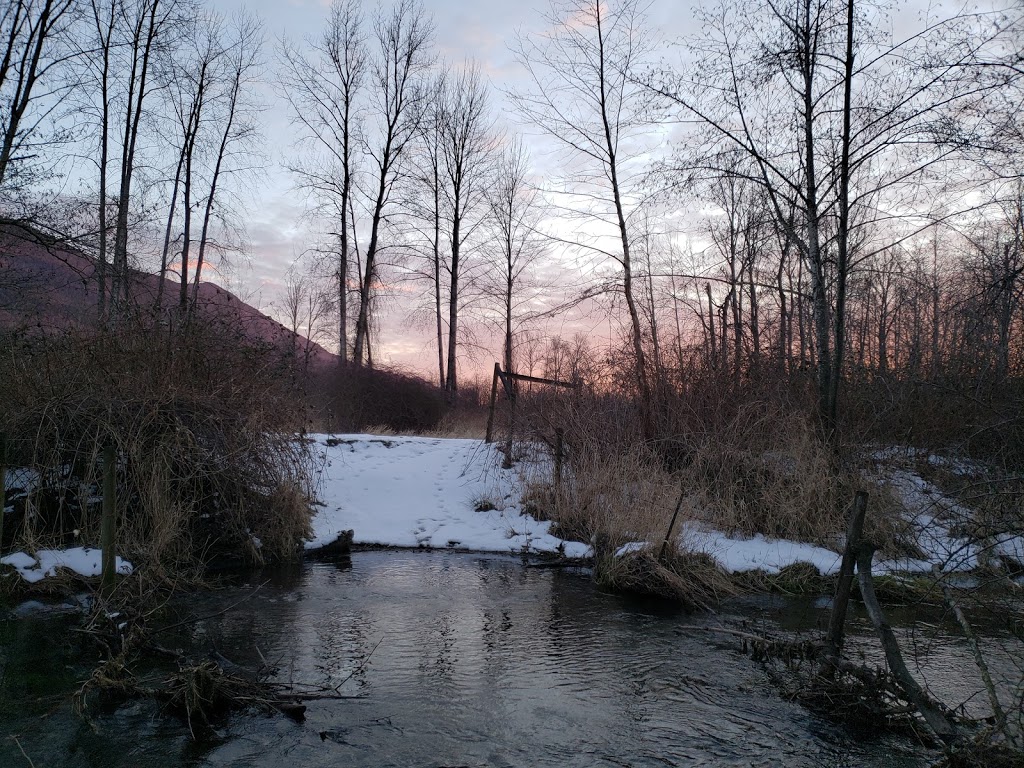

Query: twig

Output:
[11, 736, 36, 768]
[675, 624, 787, 644]
[333, 637, 383, 693]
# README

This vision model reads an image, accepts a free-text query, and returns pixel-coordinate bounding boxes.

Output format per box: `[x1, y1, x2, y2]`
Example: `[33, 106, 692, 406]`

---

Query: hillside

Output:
[0, 221, 336, 369]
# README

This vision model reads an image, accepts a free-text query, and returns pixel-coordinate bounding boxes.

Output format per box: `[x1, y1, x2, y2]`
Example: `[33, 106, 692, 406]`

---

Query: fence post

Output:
[554, 428, 564, 494]
[658, 490, 686, 563]
[101, 443, 117, 594]
[485, 363, 500, 444]
[0, 431, 7, 552]
[503, 391, 516, 469]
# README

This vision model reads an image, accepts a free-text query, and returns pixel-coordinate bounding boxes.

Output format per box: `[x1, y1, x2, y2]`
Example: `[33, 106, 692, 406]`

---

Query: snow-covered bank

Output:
[308, 434, 591, 557]
[4, 435, 999, 586]
[309, 434, 1016, 579]
[1, 547, 133, 584]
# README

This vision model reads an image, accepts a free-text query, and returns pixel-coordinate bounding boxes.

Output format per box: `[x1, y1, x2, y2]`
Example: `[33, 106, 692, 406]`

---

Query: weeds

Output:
[0, 320, 316, 584]
[597, 546, 735, 609]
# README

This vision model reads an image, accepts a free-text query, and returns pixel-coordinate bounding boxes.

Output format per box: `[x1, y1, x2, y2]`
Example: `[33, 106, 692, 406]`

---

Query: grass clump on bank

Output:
[597, 547, 735, 610]
[0, 320, 316, 586]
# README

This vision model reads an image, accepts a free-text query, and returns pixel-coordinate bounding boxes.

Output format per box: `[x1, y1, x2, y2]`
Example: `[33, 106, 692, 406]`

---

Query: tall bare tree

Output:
[486, 137, 544, 377]
[439, 63, 493, 401]
[350, 0, 433, 367]
[511, 0, 657, 425]
[279, 0, 366, 362]
[108, 0, 183, 315]
[650, 0, 1022, 441]
[187, 12, 262, 318]
[0, 0, 77, 196]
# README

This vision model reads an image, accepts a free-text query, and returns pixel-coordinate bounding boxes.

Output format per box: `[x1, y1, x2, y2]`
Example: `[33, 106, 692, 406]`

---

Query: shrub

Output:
[0, 319, 315, 579]
[315, 364, 445, 433]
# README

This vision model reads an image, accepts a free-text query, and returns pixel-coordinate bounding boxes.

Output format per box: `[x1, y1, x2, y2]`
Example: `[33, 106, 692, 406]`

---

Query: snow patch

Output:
[309, 434, 589, 557]
[681, 524, 842, 575]
[1, 547, 133, 584]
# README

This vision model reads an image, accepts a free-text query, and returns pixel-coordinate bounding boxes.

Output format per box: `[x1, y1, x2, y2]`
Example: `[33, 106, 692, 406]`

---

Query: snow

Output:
[681, 525, 843, 575]
[1, 435, 1008, 588]
[309, 434, 1016, 577]
[615, 541, 650, 557]
[876, 469, 982, 572]
[309, 435, 590, 558]
[1, 547, 133, 584]
[3, 467, 40, 512]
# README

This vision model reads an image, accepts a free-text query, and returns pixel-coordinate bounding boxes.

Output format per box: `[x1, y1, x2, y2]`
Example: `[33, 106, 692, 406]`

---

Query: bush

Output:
[313, 364, 446, 434]
[0, 319, 316, 579]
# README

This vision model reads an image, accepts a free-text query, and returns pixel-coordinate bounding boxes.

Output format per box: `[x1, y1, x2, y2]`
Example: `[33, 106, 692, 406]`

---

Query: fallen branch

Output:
[857, 542, 962, 743]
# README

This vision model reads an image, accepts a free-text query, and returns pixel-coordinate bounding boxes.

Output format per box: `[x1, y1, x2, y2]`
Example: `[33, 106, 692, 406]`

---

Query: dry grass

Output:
[597, 546, 735, 609]
[517, 440, 733, 607]
[668, 400, 861, 548]
[0, 322, 316, 582]
[540, 447, 678, 549]
[421, 407, 489, 439]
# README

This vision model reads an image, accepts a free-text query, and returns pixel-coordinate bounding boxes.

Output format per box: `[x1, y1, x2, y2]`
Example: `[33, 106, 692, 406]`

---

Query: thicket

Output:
[508, 344, 1023, 596]
[0, 319, 317, 583]
[309, 364, 447, 434]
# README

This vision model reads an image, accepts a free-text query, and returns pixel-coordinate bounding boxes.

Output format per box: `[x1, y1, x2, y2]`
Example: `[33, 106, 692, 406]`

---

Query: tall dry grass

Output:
[0, 320, 316, 582]
[514, 372, 911, 577]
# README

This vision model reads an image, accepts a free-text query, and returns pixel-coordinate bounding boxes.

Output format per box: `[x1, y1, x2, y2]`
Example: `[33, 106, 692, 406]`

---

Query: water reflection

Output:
[186, 552, 926, 768]
[0, 552, 938, 767]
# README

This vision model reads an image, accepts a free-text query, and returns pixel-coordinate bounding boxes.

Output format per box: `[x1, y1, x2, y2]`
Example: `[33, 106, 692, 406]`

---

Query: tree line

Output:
[1, 0, 1022, 438]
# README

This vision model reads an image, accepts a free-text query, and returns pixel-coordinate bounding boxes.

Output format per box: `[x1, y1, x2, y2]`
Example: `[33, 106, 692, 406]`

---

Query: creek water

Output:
[2, 550, 1011, 767]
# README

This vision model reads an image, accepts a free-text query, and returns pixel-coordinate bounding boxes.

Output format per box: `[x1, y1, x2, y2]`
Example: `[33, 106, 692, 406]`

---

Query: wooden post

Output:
[503, 386, 515, 470]
[484, 363, 500, 444]
[101, 443, 117, 594]
[554, 428, 564, 494]
[823, 490, 868, 669]
[658, 489, 686, 563]
[0, 431, 6, 552]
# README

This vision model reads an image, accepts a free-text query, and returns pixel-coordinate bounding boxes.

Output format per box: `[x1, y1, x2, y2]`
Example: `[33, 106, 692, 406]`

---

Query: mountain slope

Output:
[0, 222, 336, 369]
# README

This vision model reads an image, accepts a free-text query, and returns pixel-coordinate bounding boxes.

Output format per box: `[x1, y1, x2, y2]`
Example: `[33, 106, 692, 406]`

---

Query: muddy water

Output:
[0, 551, 979, 767]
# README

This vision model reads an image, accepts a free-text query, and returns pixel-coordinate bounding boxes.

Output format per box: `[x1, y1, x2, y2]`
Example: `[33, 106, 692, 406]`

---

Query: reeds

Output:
[0, 320, 316, 582]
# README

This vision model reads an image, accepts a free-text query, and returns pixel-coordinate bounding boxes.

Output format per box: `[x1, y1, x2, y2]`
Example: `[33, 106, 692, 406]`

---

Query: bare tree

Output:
[439, 62, 494, 401]
[170, 14, 222, 314]
[279, 0, 366, 362]
[650, 0, 1023, 441]
[108, 0, 184, 315]
[402, 68, 449, 387]
[87, 0, 116, 318]
[485, 137, 544, 377]
[350, 0, 433, 367]
[0, 0, 78, 196]
[511, 0, 657, 427]
[187, 12, 262, 318]
[277, 259, 336, 373]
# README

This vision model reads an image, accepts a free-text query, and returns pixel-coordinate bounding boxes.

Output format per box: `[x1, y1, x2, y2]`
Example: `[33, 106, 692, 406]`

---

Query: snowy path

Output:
[308, 434, 590, 557]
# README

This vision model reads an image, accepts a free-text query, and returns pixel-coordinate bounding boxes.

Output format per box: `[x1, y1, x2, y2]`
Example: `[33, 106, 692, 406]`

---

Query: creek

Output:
[2, 550, 1014, 767]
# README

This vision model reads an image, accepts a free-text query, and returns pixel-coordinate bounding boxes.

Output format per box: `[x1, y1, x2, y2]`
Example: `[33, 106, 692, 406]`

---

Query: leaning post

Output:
[0, 431, 7, 551]
[484, 363, 500, 444]
[100, 443, 117, 594]
[822, 490, 868, 671]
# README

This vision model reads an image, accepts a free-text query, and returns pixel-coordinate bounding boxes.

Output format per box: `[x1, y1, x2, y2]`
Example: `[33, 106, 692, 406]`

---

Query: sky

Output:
[203, 0, 691, 379]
